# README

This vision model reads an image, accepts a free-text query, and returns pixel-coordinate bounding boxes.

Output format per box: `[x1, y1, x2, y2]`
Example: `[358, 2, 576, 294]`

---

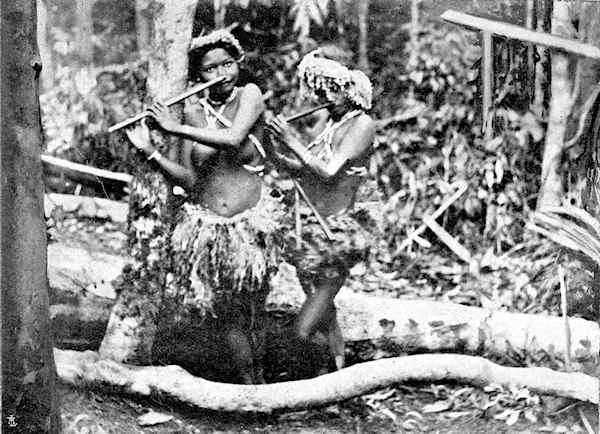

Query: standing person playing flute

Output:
[124, 29, 284, 384]
[266, 49, 377, 375]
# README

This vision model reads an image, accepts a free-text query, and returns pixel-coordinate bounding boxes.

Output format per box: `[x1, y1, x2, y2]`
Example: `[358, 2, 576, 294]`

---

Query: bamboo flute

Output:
[284, 102, 333, 122]
[107, 76, 226, 133]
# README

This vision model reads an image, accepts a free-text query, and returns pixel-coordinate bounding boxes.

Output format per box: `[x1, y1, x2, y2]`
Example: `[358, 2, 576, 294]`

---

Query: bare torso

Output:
[299, 114, 372, 217]
[183, 89, 264, 217]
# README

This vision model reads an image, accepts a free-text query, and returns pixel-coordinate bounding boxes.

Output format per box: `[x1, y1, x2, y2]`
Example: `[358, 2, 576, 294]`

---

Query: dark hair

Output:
[188, 41, 243, 83]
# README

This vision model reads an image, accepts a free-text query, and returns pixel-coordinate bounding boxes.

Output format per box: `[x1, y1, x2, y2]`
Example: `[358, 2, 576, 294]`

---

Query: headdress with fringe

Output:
[297, 49, 373, 110]
[189, 29, 245, 59]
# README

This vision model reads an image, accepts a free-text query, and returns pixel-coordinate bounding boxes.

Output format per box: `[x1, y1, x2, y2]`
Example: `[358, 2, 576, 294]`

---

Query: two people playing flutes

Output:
[124, 29, 376, 383]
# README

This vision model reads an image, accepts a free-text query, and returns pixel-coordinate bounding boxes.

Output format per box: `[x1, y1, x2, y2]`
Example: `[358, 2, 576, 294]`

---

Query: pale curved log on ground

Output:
[48, 244, 600, 369]
[55, 349, 598, 412]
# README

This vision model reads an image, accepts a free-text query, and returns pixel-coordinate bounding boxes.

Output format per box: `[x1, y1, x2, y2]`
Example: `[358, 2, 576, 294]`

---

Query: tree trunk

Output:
[1, 0, 61, 431]
[533, 0, 552, 118]
[135, 0, 153, 53]
[357, 0, 370, 72]
[75, 0, 94, 65]
[537, 1, 576, 209]
[98, 0, 197, 364]
[37, 0, 53, 90]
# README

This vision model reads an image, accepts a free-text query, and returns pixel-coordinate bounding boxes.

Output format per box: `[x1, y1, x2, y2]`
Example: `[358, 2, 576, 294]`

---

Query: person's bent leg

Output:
[294, 274, 343, 341]
[327, 309, 345, 370]
[226, 327, 255, 384]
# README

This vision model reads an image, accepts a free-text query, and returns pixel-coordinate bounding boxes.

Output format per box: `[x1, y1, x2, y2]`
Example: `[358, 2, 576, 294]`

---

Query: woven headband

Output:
[189, 29, 244, 59]
[297, 49, 373, 110]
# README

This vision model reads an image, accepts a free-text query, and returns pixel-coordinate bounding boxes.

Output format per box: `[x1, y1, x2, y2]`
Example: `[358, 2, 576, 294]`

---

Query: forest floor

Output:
[50, 213, 598, 433]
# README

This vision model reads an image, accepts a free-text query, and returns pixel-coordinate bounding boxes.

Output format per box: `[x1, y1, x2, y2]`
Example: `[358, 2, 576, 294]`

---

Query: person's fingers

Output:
[267, 121, 283, 134]
[151, 102, 164, 113]
[145, 108, 157, 119]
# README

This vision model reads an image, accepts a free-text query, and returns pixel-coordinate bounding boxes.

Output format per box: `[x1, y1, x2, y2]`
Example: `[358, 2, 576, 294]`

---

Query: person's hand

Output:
[146, 101, 178, 132]
[125, 120, 152, 153]
[266, 115, 302, 151]
[266, 115, 292, 141]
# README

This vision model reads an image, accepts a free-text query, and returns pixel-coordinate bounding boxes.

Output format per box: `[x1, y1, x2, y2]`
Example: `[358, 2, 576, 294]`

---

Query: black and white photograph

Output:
[2, 0, 600, 432]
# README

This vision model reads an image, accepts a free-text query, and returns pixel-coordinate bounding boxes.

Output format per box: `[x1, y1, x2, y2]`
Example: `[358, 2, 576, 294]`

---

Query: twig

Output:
[399, 181, 468, 250]
[422, 215, 472, 264]
[295, 189, 301, 249]
[292, 180, 334, 240]
[578, 407, 594, 434]
[558, 265, 572, 371]
[41, 155, 132, 184]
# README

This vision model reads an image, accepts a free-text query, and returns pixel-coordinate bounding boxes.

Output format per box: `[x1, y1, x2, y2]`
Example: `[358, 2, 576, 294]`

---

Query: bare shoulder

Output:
[240, 83, 264, 100]
[342, 112, 375, 143]
[354, 112, 375, 133]
[238, 83, 265, 113]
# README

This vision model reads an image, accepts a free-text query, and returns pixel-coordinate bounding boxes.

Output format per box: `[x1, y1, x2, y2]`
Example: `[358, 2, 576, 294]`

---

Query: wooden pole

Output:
[526, 0, 537, 105]
[482, 31, 493, 139]
[441, 10, 600, 59]
[558, 265, 572, 371]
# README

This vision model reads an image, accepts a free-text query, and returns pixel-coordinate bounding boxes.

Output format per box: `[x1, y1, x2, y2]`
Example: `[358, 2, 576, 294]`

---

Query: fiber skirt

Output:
[282, 203, 378, 291]
[166, 189, 285, 321]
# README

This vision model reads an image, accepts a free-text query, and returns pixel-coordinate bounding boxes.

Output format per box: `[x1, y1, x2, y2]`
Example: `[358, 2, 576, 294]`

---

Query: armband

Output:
[147, 150, 162, 162]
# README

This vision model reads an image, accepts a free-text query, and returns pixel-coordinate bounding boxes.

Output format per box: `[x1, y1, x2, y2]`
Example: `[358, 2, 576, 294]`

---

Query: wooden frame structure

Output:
[441, 10, 600, 139]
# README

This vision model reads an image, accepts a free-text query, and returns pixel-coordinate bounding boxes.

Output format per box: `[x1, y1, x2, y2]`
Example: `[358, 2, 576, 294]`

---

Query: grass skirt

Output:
[166, 189, 284, 321]
[283, 203, 378, 290]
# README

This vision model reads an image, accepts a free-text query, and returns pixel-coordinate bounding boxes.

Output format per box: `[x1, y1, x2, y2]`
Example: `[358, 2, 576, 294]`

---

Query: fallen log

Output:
[55, 349, 598, 412]
[47, 243, 127, 297]
[42, 155, 132, 184]
[45, 193, 128, 223]
[48, 243, 599, 369]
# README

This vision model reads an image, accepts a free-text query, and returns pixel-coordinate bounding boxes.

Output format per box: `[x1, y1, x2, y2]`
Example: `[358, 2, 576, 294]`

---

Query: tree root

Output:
[55, 350, 598, 412]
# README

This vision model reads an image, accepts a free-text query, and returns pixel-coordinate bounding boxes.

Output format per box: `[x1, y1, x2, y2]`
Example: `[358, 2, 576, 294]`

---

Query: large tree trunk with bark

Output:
[537, 1, 576, 209]
[1, 0, 61, 431]
[98, 0, 197, 364]
[55, 350, 599, 412]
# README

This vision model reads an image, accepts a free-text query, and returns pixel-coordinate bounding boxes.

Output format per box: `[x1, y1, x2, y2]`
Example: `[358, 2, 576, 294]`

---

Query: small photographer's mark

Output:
[6, 414, 17, 427]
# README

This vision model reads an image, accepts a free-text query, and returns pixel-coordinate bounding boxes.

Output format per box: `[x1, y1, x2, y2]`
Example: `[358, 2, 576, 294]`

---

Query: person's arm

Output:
[125, 122, 204, 190]
[267, 114, 375, 182]
[263, 129, 304, 174]
[147, 83, 265, 152]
